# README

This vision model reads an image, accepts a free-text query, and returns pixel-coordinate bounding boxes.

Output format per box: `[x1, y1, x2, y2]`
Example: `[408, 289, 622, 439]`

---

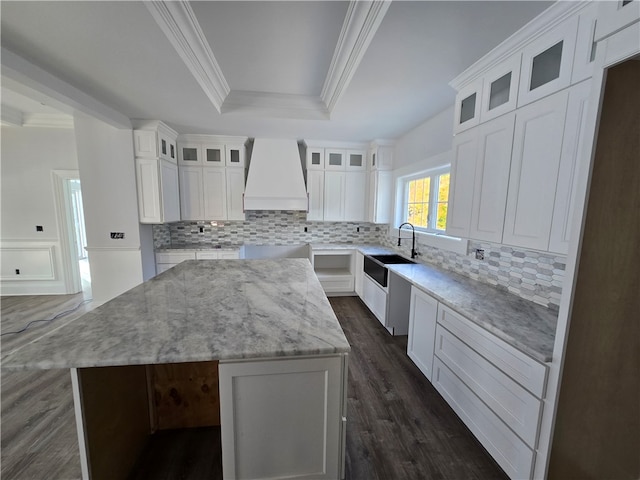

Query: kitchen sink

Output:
[369, 254, 416, 265]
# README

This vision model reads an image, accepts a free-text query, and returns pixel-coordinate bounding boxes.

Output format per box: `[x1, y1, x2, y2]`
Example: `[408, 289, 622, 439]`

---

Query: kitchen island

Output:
[2, 259, 350, 480]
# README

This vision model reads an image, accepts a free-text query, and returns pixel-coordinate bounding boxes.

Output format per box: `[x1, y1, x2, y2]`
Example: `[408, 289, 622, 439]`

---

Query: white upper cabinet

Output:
[594, 0, 640, 42]
[446, 128, 478, 238]
[179, 166, 204, 220]
[549, 81, 592, 254]
[469, 113, 516, 244]
[134, 130, 158, 159]
[202, 143, 225, 166]
[203, 167, 227, 220]
[225, 144, 246, 168]
[178, 143, 203, 166]
[479, 54, 522, 123]
[323, 171, 346, 221]
[344, 171, 367, 221]
[325, 149, 346, 171]
[453, 79, 483, 134]
[133, 121, 180, 224]
[517, 16, 579, 107]
[369, 144, 394, 170]
[306, 170, 325, 221]
[368, 170, 392, 224]
[571, 3, 599, 84]
[306, 147, 325, 170]
[225, 167, 245, 221]
[346, 150, 366, 171]
[503, 90, 569, 251]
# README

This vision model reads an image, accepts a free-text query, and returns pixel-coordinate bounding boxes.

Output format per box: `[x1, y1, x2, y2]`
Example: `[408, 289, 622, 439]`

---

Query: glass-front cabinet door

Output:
[480, 54, 522, 123]
[306, 147, 325, 170]
[517, 16, 579, 107]
[203, 144, 225, 165]
[346, 150, 366, 171]
[325, 149, 346, 171]
[453, 79, 483, 133]
[178, 143, 202, 165]
[225, 145, 245, 168]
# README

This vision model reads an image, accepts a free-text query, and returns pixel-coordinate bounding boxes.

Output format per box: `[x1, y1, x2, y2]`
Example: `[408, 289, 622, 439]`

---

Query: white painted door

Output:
[225, 167, 245, 221]
[503, 90, 569, 250]
[368, 170, 392, 224]
[344, 171, 367, 221]
[362, 274, 387, 327]
[469, 112, 516, 243]
[179, 166, 204, 220]
[324, 171, 346, 221]
[446, 128, 478, 238]
[306, 170, 324, 221]
[219, 355, 346, 480]
[203, 167, 227, 220]
[407, 286, 438, 382]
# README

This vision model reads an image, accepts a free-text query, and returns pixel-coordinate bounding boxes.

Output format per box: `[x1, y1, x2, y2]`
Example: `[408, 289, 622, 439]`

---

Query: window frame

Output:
[401, 165, 450, 234]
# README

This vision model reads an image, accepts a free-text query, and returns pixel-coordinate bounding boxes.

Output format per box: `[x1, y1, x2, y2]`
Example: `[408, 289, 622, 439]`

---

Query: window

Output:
[403, 169, 450, 233]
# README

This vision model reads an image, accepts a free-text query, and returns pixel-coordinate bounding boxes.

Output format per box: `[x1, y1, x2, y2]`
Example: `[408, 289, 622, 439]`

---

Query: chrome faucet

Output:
[398, 222, 417, 259]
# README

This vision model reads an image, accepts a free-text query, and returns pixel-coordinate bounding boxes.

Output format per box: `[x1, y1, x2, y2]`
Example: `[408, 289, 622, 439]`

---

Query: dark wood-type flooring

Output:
[1, 294, 507, 480]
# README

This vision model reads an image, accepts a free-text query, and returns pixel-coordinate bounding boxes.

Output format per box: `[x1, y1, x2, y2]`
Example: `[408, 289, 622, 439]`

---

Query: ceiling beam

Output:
[1, 104, 23, 127]
[321, 1, 392, 114]
[1, 47, 131, 129]
[145, 0, 230, 113]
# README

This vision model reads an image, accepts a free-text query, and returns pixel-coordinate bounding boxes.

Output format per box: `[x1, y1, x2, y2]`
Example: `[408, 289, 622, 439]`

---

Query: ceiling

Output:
[1, 1, 552, 142]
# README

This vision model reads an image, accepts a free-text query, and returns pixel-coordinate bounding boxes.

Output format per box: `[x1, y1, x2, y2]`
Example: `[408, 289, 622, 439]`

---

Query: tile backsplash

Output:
[153, 212, 565, 309]
[379, 234, 565, 310]
[153, 211, 384, 248]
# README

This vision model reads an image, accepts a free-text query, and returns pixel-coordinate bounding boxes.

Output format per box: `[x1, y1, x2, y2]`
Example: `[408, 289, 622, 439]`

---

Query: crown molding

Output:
[145, 0, 230, 113]
[1, 47, 130, 129]
[321, 0, 392, 114]
[450, 1, 589, 91]
[1, 104, 23, 127]
[221, 91, 330, 120]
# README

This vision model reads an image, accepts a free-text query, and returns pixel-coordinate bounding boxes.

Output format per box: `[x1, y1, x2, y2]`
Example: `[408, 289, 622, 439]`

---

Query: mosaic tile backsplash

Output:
[153, 211, 565, 309]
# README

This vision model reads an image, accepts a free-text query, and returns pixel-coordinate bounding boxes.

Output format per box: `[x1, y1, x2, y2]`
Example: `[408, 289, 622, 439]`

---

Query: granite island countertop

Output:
[310, 243, 558, 363]
[2, 259, 350, 370]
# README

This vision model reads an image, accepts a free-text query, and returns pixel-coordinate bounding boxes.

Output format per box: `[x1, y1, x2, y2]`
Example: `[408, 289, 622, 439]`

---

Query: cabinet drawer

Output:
[155, 252, 196, 264]
[362, 275, 387, 327]
[435, 325, 542, 448]
[433, 358, 535, 480]
[438, 304, 547, 398]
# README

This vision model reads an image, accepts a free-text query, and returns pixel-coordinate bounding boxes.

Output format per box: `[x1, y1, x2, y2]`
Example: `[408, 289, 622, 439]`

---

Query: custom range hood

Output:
[243, 138, 308, 211]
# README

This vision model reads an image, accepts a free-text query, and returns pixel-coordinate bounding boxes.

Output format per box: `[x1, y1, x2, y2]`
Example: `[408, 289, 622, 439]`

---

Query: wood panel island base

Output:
[3, 260, 350, 480]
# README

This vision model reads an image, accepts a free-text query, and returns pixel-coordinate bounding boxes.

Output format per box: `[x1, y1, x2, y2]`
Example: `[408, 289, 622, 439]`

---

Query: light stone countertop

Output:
[2, 259, 350, 370]
[310, 243, 557, 363]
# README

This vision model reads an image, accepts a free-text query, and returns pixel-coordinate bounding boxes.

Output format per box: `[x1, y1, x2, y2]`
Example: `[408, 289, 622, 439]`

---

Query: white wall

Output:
[74, 114, 143, 303]
[1, 126, 79, 239]
[393, 106, 454, 170]
[0, 126, 80, 294]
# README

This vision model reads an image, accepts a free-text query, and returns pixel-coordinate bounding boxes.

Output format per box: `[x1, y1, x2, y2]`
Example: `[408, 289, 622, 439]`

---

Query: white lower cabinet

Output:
[404, 287, 548, 480]
[155, 249, 240, 275]
[407, 286, 438, 381]
[362, 274, 388, 329]
[354, 251, 364, 298]
[218, 355, 348, 480]
[432, 358, 535, 480]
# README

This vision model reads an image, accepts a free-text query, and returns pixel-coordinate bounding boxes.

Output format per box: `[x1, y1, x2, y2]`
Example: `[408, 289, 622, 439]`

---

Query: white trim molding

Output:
[145, 0, 230, 113]
[321, 1, 392, 114]
[221, 90, 330, 121]
[23, 113, 74, 129]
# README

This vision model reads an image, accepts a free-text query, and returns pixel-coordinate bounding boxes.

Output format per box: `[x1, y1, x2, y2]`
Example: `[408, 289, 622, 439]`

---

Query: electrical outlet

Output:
[36, 225, 43, 232]
[475, 249, 485, 260]
[110, 232, 125, 239]
[199, 226, 204, 233]
[304, 227, 308, 232]
[357, 227, 360, 232]
[15, 269, 20, 275]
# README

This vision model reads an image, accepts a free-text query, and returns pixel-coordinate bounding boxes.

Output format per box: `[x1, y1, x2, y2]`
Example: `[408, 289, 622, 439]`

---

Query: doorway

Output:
[68, 178, 91, 293]
[52, 170, 91, 296]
